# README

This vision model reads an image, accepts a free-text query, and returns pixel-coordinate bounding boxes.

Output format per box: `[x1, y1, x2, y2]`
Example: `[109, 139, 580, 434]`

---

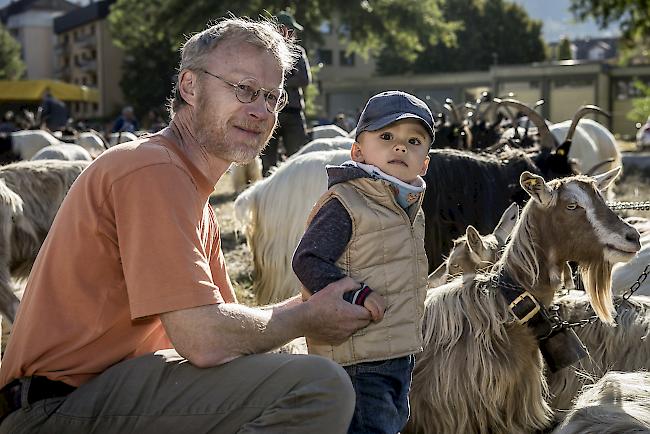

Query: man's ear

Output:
[350, 142, 364, 163]
[178, 69, 198, 107]
[419, 155, 430, 176]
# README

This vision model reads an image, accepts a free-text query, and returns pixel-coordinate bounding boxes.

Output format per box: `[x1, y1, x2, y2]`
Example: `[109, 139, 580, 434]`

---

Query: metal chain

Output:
[549, 263, 650, 330]
[621, 263, 650, 300]
[606, 201, 650, 211]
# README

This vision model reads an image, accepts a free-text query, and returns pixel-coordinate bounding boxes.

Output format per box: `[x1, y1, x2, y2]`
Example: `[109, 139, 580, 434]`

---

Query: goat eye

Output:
[567, 202, 578, 210]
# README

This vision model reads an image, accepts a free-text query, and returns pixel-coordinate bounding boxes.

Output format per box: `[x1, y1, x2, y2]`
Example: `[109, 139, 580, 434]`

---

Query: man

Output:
[261, 11, 311, 175]
[38, 89, 69, 131]
[0, 18, 371, 433]
[112, 105, 140, 133]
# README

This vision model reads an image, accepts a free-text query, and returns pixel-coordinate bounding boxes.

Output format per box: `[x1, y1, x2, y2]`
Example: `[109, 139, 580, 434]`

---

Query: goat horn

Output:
[90, 128, 110, 150]
[444, 98, 461, 124]
[498, 98, 555, 150]
[585, 157, 616, 176]
[564, 105, 609, 143]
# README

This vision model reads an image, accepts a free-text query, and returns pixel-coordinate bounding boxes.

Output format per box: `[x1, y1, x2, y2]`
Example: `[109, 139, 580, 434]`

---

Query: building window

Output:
[339, 51, 355, 67]
[317, 49, 333, 65]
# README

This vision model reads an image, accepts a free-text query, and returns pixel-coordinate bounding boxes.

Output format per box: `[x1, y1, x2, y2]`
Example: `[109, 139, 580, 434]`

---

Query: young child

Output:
[292, 90, 434, 434]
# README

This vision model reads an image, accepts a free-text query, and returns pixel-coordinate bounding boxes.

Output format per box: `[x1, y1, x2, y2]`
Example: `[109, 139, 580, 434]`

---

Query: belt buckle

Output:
[509, 291, 540, 324]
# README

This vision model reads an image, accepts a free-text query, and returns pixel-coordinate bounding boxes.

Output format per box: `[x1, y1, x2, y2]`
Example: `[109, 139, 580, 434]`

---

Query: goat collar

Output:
[491, 272, 553, 340]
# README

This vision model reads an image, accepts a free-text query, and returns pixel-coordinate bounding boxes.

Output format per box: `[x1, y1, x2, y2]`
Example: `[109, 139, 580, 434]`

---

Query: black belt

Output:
[0, 376, 76, 423]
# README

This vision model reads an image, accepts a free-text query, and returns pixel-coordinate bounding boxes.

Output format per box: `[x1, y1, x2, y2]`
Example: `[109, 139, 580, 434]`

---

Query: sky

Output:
[1, 0, 621, 43]
[512, 0, 620, 42]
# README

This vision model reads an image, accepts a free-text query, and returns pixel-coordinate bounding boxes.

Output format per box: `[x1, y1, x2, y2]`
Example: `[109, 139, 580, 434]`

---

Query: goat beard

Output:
[193, 98, 275, 164]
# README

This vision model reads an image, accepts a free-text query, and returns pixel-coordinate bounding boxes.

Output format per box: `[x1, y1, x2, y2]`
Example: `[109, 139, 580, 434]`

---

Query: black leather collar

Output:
[491, 272, 554, 340]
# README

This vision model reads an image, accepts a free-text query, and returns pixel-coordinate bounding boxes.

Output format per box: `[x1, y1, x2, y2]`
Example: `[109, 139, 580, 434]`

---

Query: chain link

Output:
[621, 263, 650, 300]
[606, 201, 650, 211]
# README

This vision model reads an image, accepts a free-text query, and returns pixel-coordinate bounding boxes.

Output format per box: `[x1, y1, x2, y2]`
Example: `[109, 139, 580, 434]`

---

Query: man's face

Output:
[193, 41, 283, 164]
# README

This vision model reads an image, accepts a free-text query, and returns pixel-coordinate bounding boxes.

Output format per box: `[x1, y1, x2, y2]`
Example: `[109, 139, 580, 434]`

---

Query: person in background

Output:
[112, 106, 140, 133]
[261, 11, 311, 176]
[38, 90, 69, 131]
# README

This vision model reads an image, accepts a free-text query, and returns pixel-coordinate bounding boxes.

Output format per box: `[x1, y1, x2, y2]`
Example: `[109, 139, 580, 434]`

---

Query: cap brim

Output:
[364, 113, 434, 141]
[292, 22, 303, 31]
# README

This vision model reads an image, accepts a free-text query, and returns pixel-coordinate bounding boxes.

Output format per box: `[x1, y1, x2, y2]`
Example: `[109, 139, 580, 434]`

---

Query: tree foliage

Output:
[0, 22, 25, 80]
[627, 80, 650, 124]
[557, 36, 573, 60]
[570, 0, 650, 43]
[108, 0, 458, 115]
[376, 0, 546, 75]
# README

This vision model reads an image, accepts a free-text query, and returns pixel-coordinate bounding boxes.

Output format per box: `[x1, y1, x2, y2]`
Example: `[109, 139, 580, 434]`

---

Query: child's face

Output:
[351, 118, 430, 184]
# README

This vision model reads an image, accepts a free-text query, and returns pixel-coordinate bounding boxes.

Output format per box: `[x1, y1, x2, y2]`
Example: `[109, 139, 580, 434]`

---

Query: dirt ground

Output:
[214, 153, 650, 307]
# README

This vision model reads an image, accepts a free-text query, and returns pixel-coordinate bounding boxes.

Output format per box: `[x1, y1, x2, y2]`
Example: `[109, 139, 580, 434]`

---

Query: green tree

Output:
[0, 22, 25, 80]
[108, 0, 459, 116]
[627, 80, 650, 124]
[377, 0, 546, 75]
[557, 36, 573, 60]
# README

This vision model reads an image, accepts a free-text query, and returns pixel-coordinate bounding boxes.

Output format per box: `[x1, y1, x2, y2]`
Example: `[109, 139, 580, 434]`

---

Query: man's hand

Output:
[303, 277, 372, 345]
[363, 291, 386, 322]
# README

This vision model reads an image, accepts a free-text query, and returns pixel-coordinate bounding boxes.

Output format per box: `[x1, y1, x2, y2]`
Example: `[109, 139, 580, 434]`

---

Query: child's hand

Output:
[364, 292, 386, 322]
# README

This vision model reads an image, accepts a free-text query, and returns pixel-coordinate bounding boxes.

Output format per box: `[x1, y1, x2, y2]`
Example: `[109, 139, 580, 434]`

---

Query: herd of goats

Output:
[0, 93, 648, 432]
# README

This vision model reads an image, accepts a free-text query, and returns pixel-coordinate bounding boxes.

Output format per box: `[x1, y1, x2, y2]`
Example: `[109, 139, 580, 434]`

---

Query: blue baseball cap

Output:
[355, 91, 435, 143]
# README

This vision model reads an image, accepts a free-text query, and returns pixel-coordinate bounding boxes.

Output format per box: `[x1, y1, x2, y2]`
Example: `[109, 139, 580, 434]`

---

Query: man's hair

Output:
[168, 17, 299, 117]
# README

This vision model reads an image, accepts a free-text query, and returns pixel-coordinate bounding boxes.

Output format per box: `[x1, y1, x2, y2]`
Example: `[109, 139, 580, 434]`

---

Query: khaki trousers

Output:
[0, 349, 355, 434]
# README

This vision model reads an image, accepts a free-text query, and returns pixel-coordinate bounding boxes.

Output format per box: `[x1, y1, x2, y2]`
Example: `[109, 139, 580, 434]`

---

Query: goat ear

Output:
[466, 225, 484, 254]
[593, 166, 621, 191]
[520, 171, 554, 206]
[494, 202, 518, 244]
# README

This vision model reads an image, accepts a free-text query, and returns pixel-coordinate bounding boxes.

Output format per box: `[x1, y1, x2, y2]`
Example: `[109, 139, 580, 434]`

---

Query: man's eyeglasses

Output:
[200, 69, 288, 114]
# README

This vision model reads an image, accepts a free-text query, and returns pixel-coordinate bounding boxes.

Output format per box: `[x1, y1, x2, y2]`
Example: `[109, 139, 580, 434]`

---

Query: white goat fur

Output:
[234, 149, 350, 304]
[552, 371, 650, 433]
[310, 124, 349, 139]
[0, 160, 89, 323]
[108, 131, 138, 148]
[612, 229, 650, 296]
[549, 293, 650, 410]
[31, 144, 92, 161]
[10, 130, 62, 160]
[291, 136, 353, 158]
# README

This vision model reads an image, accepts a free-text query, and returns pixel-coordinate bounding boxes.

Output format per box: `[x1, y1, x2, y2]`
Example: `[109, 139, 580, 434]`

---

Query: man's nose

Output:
[247, 96, 269, 119]
[393, 143, 407, 153]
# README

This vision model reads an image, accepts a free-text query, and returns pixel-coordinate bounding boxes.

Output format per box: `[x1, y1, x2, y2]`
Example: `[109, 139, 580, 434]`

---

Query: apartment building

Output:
[53, 0, 123, 119]
[0, 0, 78, 79]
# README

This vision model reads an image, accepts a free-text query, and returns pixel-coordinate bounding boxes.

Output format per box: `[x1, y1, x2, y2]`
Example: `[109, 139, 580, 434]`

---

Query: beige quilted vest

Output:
[302, 177, 428, 365]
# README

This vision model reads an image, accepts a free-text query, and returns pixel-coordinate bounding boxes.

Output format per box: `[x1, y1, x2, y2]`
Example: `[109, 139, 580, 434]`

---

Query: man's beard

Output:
[194, 101, 274, 164]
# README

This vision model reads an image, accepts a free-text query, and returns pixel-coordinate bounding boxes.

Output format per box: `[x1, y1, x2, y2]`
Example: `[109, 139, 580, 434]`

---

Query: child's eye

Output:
[380, 132, 393, 140]
[408, 138, 422, 145]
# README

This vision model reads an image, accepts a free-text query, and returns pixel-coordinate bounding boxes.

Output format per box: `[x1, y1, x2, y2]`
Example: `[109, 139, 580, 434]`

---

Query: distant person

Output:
[261, 11, 311, 176]
[333, 113, 349, 132]
[112, 106, 139, 133]
[145, 109, 167, 133]
[38, 90, 69, 131]
[0, 112, 18, 134]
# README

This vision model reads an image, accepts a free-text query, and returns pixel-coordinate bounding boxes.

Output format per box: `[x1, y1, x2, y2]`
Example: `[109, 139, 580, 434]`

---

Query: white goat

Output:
[310, 124, 349, 139]
[108, 131, 138, 148]
[234, 149, 350, 304]
[31, 144, 92, 161]
[292, 136, 353, 158]
[10, 130, 62, 160]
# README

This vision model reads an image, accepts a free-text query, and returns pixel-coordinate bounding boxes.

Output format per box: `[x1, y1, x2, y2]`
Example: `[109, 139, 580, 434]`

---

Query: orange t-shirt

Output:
[0, 134, 229, 388]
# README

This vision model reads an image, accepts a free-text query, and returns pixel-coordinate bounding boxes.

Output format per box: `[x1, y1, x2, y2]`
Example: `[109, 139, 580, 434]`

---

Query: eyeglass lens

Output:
[235, 78, 287, 113]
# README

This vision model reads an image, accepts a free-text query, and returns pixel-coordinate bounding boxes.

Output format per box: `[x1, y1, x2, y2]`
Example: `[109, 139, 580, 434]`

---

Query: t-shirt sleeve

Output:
[111, 163, 223, 319]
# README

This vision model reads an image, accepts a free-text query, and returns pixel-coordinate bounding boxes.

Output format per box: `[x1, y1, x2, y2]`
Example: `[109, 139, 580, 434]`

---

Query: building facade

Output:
[0, 0, 78, 80]
[53, 0, 123, 119]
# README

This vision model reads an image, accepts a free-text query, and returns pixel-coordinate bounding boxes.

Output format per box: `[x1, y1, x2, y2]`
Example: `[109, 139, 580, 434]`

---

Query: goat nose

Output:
[625, 228, 641, 247]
